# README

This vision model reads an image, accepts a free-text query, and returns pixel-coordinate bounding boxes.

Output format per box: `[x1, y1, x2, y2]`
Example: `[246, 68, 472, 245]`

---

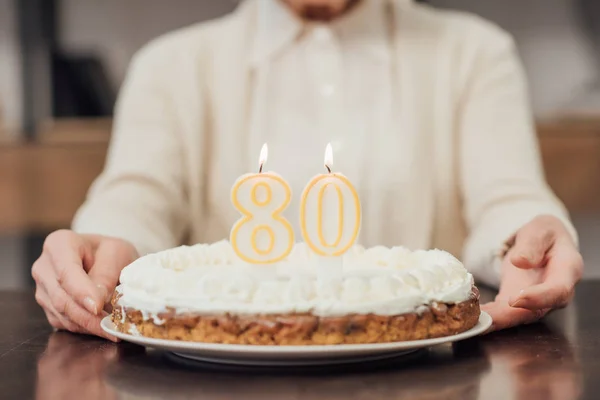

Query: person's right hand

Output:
[32, 230, 139, 341]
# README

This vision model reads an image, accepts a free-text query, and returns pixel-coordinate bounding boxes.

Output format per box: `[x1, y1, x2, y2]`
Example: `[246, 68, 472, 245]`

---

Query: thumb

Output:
[88, 239, 138, 303]
[509, 223, 555, 269]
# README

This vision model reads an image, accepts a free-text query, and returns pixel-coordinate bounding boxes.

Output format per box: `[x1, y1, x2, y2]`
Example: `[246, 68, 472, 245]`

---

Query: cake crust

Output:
[111, 291, 480, 345]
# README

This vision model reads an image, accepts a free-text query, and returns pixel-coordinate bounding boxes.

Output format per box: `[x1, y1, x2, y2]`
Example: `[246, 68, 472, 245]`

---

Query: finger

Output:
[510, 221, 556, 269]
[42, 306, 64, 331]
[482, 301, 548, 332]
[35, 286, 81, 333]
[45, 277, 119, 342]
[56, 296, 118, 342]
[549, 240, 584, 285]
[509, 247, 582, 310]
[47, 314, 63, 331]
[51, 314, 83, 334]
[34, 259, 82, 332]
[80, 233, 112, 272]
[88, 239, 137, 304]
[44, 231, 105, 315]
[509, 283, 572, 310]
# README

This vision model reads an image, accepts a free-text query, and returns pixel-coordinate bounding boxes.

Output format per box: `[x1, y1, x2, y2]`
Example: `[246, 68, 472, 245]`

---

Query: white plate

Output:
[101, 312, 491, 366]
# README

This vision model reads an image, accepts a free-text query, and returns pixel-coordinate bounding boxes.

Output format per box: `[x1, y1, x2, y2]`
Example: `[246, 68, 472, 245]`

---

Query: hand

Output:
[32, 230, 138, 341]
[482, 215, 583, 332]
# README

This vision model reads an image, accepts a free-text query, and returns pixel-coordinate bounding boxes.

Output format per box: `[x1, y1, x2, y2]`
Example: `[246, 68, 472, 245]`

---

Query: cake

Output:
[111, 241, 480, 345]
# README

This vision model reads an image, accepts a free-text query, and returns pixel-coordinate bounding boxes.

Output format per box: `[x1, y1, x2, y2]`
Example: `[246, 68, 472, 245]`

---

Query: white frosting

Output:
[128, 324, 141, 336]
[116, 241, 474, 318]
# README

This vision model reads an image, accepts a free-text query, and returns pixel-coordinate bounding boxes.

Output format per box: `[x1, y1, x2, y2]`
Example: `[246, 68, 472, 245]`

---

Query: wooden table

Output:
[2, 282, 598, 400]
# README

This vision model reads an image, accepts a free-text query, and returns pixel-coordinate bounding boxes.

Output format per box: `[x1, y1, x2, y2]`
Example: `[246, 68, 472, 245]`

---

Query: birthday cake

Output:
[111, 241, 480, 345]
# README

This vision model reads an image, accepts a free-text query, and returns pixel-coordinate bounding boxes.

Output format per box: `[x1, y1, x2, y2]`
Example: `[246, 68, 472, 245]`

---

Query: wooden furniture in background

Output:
[538, 118, 600, 212]
[0, 119, 109, 234]
[0, 117, 599, 233]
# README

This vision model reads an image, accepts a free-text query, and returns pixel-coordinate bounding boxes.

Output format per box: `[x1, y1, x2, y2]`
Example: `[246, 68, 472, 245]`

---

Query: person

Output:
[32, 0, 583, 341]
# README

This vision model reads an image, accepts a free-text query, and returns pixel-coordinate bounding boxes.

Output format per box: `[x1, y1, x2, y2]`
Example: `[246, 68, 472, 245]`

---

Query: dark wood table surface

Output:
[1, 282, 599, 400]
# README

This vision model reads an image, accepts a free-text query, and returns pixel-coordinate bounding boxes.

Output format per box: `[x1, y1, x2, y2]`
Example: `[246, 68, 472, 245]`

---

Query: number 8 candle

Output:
[230, 144, 295, 264]
[300, 143, 362, 263]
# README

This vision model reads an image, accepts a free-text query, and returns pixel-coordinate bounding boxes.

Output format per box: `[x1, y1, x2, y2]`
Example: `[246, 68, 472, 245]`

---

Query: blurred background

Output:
[0, 0, 599, 289]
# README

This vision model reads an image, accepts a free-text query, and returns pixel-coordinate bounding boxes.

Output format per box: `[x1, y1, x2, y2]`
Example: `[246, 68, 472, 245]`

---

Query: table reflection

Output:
[34, 319, 581, 400]
[36, 332, 118, 400]
[478, 324, 582, 400]
[105, 343, 490, 399]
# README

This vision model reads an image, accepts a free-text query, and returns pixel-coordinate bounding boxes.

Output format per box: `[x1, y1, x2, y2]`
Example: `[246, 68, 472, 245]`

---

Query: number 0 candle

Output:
[230, 144, 295, 264]
[300, 143, 362, 258]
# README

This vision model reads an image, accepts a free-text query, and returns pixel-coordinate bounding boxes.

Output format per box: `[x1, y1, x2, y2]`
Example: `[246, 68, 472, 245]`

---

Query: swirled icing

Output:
[115, 241, 474, 318]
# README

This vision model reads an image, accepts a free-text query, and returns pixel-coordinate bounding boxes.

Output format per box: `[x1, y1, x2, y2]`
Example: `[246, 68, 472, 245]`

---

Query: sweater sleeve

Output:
[72, 41, 189, 256]
[459, 30, 577, 288]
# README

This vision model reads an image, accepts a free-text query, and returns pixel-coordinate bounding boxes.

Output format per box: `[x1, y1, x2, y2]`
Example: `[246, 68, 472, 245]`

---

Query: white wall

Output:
[0, 0, 22, 135]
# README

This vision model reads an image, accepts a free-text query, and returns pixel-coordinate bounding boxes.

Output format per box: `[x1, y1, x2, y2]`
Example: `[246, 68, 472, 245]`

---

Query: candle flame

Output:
[324, 143, 333, 173]
[259, 143, 268, 172]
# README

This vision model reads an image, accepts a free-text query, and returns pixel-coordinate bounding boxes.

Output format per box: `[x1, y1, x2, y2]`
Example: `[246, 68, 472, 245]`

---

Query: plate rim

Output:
[101, 311, 491, 354]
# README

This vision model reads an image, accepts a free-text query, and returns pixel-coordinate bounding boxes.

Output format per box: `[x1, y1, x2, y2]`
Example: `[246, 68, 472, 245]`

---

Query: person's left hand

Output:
[482, 215, 583, 332]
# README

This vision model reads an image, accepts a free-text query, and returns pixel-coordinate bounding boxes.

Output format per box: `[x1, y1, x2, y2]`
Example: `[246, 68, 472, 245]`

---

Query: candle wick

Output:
[325, 165, 331, 174]
[259, 163, 263, 174]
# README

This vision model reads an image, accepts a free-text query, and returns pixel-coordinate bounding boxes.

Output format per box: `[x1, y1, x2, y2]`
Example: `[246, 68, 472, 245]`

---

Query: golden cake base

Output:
[111, 292, 480, 346]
